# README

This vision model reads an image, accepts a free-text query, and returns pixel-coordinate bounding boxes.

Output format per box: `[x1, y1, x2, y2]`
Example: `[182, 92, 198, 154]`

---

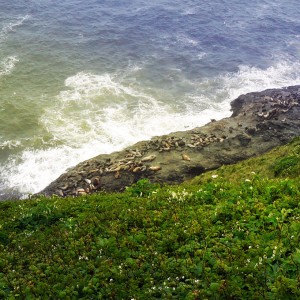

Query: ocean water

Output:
[1, 0, 300, 199]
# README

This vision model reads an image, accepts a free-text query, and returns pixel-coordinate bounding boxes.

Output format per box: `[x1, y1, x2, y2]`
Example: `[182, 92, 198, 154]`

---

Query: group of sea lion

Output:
[39, 85, 300, 198]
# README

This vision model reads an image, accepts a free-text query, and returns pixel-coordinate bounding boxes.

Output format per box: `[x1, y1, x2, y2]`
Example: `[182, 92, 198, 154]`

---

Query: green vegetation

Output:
[0, 138, 300, 299]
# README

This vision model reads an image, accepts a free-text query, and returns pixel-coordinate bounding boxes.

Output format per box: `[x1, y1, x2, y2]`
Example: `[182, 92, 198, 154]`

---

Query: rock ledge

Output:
[40, 86, 300, 197]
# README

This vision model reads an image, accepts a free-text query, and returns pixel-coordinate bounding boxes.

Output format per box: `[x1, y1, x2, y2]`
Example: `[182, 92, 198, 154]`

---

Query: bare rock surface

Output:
[40, 85, 300, 197]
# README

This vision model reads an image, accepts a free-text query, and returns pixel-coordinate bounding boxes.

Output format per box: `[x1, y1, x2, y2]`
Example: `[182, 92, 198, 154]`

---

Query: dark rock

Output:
[39, 85, 300, 197]
[245, 127, 256, 135]
[237, 134, 252, 146]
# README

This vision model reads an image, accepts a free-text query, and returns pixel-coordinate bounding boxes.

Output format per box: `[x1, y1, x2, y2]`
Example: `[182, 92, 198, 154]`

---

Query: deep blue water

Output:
[0, 0, 300, 197]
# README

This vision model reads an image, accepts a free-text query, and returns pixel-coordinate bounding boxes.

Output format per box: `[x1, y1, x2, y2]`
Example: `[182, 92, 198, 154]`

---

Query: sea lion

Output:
[141, 154, 156, 162]
[182, 154, 191, 161]
[149, 166, 161, 171]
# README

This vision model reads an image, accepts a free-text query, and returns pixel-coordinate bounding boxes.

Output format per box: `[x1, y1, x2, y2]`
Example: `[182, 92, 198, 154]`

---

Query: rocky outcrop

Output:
[40, 85, 300, 197]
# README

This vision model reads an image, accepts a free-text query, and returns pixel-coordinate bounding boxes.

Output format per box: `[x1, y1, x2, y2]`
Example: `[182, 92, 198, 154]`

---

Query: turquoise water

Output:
[1, 0, 300, 198]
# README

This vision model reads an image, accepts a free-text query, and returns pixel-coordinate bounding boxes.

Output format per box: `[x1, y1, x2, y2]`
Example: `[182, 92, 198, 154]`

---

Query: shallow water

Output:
[1, 0, 300, 198]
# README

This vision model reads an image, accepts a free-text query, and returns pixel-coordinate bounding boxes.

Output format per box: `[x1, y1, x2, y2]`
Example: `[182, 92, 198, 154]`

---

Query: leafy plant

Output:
[273, 156, 300, 177]
[125, 178, 159, 197]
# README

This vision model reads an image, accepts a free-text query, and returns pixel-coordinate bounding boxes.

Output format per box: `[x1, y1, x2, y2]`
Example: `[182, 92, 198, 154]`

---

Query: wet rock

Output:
[237, 134, 252, 146]
[245, 127, 256, 135]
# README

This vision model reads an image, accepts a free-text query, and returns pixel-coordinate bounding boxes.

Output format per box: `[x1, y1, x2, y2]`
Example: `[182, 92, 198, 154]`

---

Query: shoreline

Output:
[39, 85, 300, 198]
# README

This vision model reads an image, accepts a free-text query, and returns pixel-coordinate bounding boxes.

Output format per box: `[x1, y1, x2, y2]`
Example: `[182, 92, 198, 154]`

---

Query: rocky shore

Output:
[40, 85, 300, 197]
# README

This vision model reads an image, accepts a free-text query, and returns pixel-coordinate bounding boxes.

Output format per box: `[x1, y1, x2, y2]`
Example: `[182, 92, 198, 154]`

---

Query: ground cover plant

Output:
[0, 138, 300, 299]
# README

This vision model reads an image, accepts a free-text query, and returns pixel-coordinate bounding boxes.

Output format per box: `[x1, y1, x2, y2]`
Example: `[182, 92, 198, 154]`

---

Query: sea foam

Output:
[0, 56, 19, 76]
[0, 15, 30, 42]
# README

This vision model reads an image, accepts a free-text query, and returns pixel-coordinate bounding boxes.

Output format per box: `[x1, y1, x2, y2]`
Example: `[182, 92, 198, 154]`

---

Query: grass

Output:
[0, 137, 300, 299]
[188, 136, 300, 185]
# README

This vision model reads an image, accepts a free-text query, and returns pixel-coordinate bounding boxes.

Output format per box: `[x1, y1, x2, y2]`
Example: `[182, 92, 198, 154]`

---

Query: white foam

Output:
[197, 52, 207, 60]
[2, 58, 300, 195]
[188, 59, 300, 107]
[220, 59, 300, 100]
[0, 15, 30, 42]
[0, 139, 22, 150]
[181, 7, 198, 16]
[176, 34, 199, 46]
[0, 56, 19, 76]
[41, 72, 167, 145]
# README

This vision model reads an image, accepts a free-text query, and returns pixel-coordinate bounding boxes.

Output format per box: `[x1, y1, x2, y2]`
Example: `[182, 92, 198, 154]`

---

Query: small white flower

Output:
[171, 191, 177, 198]
[212, 174, 218, 179]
